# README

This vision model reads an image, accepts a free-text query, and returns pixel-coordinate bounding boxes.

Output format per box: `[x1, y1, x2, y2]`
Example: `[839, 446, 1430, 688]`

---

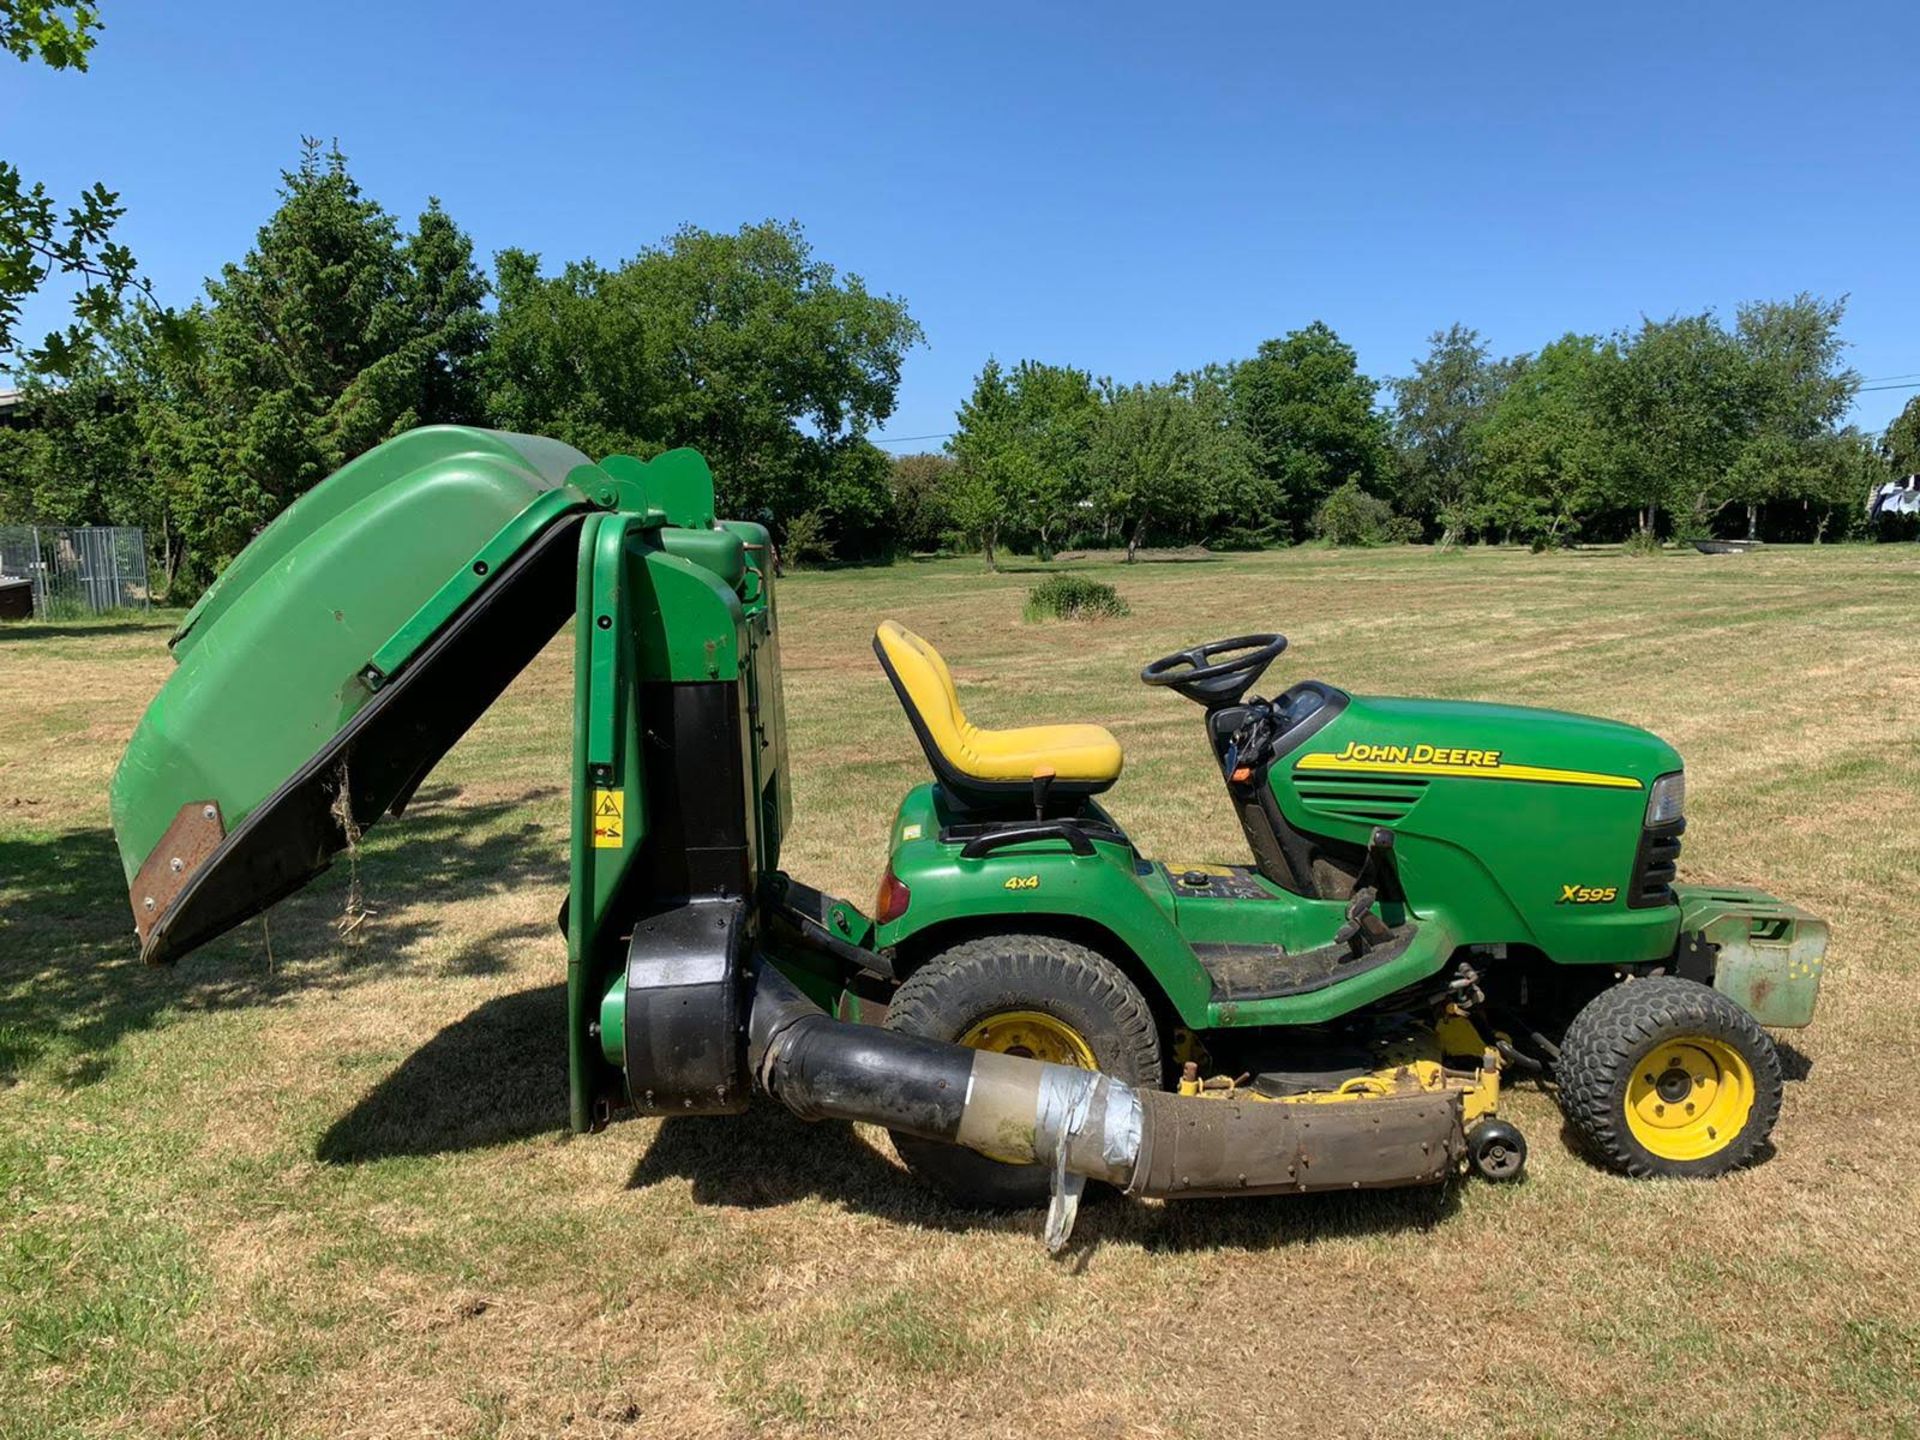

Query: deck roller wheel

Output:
[1466, 1118, 1528, 1181]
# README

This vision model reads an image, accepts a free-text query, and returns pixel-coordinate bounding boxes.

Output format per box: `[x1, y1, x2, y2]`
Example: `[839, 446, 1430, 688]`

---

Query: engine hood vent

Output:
[1294, 773, 1428, 825]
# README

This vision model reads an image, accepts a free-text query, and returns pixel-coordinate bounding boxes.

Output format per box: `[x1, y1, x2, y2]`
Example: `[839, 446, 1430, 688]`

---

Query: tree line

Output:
[0, 142, 922, 596]
[3, 141, 1915, 596]
[909, 303, 1907, 566]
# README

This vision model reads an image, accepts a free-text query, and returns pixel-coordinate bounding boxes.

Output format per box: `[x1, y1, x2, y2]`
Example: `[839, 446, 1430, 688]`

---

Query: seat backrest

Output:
[873, 621, 971, 773]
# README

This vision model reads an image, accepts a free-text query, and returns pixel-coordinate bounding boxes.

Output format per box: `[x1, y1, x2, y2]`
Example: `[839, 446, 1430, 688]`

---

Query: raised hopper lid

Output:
[111, 426, 598, 964]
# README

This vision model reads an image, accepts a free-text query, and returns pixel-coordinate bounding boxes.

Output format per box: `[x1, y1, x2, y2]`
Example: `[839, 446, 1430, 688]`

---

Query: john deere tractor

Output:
[111, 428, 1826, 1249]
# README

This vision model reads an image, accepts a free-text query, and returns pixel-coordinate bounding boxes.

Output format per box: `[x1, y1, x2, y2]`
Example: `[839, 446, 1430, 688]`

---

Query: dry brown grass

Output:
[3, 544, 1919, 1439]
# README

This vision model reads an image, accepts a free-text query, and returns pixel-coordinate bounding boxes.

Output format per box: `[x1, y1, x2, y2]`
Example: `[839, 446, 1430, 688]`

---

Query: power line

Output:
[1858, 381, 1920, 394]
[871, 431, 954, 447]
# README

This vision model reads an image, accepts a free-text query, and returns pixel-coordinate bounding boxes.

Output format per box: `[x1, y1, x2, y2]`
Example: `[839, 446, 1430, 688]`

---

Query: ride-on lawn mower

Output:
[111, 427, 1828, 1249]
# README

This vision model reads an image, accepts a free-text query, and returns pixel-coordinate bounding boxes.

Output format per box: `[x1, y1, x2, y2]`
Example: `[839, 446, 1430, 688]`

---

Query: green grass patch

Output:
[2, 543, 1918, 1437]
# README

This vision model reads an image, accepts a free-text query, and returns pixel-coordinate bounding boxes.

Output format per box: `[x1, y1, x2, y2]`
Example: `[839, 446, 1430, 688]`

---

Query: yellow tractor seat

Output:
[872, 620, 1124, 807]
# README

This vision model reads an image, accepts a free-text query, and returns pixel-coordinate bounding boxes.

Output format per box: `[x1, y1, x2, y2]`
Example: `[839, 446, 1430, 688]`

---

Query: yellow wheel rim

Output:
[1624, 1034, 1755, 1162]
[957, 1010, 1097, 1069]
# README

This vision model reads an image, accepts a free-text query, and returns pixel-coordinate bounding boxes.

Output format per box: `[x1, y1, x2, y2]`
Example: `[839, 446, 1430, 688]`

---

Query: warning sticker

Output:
[591, 788, 625, 849]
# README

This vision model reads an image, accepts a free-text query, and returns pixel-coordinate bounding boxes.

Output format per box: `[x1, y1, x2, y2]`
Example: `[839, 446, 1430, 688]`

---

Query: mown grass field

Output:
[3, 542, 1918, 1439]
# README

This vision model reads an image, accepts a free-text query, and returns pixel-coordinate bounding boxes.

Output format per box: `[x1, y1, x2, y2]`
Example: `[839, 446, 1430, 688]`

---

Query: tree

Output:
[803, 436, 897, 562]
[888, 451, 956, 553]
[158, 141, 489, 574]
[0, 304, 196, 585]
[1586, 297, 1859, 541]
[1588, 313, 1743, 538]
[1230, 322, 1392, 542]
[1474, 335, 1617, 546]
[1724, 294, 1857, 538]
[1884, 395, 1920, 477]
[945, 358, 1100, 565]
[1005, 361, 1100, 558]
[483, 251, 651, 461]
[0, 2, 162, 373]
[402, 199, 490, 429]
[1311, 480, 1419, 546]
[484, 220, 921, 551]
[1088, 374, 1256, 561]
[1391, 324, 1511, 541]
[945, 359, 1016, 567]
[1, 0, 96, 66]
[954, 359, 1100, 560]
[0, 353, 141, 522]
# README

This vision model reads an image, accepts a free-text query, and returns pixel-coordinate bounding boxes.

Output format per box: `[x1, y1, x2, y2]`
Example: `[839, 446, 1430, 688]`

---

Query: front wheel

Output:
[883, 934, 1162, 1208]
[1557, 976, 1783, 1178]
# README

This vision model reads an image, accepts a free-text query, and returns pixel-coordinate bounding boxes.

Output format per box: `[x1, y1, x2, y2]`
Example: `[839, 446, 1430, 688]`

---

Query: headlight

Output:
[1646, 771, 1685, 827]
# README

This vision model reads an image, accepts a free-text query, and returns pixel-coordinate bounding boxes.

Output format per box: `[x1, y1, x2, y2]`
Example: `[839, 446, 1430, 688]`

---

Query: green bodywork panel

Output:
[1677, 883, 1827, 1028]
[565, 484, 788, 1129]
[111, 427, 598, 882]
[877, 784, 1458, 1031]
[879, 687, 1687, 1035]
[1277, 694, 1682, 965]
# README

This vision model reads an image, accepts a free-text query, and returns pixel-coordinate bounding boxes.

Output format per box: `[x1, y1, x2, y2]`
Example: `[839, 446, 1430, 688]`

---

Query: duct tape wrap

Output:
[951, 1052, 1142, 1180]
[1044, 1068, 1143, 1184]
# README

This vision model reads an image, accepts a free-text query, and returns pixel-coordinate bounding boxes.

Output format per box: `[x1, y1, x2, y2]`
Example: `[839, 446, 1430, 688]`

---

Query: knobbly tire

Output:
[1557, 975, 1783, 1178]
[884, 934, 1162, 1209]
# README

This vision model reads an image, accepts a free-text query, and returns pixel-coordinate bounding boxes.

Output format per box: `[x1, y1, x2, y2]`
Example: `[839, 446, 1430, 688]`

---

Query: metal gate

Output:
[0, 526, 151, 619]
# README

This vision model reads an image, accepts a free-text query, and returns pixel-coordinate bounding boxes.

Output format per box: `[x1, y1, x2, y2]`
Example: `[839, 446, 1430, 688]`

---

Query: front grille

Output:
[1629, 818, 1685, 908]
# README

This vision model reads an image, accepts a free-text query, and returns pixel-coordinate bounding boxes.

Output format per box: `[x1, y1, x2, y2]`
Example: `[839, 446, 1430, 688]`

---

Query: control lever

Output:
[1031, 767, 1056, 821]
[1353, 825, 1402, 902]
[1224, 707, 1276, 785]
[1336, 885, 1394, 959]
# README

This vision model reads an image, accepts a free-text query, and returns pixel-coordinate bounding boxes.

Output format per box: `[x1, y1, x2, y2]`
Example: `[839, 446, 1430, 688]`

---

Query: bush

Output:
[1621, 530, 1664, 556]
[1311, 481, 1420, 547]
[781, 509, 834, 567]
[1023, 574, 1131, 622]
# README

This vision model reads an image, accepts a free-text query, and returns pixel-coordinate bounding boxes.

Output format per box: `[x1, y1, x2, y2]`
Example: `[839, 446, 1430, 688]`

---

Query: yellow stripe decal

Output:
[1294, 752, 1643, 790]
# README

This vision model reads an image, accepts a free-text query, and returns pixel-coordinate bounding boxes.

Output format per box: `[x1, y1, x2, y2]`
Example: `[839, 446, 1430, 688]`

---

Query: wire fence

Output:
[0, 526, 152, 619]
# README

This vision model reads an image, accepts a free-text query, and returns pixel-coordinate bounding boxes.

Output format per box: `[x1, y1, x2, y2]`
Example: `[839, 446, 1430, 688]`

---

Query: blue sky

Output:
[8, 1, 1917, 440]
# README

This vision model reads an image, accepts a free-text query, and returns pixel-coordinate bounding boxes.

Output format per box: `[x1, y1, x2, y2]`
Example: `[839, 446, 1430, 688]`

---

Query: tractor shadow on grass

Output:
[0, 620, 167, 642]
[316, 981, 570, 1163]
[0, 788, 567, 1091]
[1775, 1038, 1814, 1082]
[627, 1100, 1463, 1258]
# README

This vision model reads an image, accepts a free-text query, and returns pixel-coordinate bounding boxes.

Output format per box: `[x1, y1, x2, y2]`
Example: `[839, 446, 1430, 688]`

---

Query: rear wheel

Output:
[884, 934, 1161, 1208]
[1557, 976, 1782, 1178]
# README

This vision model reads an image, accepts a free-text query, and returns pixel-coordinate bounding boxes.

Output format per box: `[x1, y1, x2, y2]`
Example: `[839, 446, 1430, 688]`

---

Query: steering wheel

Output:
[1140, 634, 1288, 709]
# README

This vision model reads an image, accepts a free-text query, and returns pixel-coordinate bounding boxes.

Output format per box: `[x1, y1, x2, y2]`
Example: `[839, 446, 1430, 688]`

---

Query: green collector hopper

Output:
[111, 426, 601, 964]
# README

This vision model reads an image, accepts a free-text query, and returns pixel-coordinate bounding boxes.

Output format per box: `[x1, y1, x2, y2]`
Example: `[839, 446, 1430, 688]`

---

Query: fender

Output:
[875, 785, 1460, 1030]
